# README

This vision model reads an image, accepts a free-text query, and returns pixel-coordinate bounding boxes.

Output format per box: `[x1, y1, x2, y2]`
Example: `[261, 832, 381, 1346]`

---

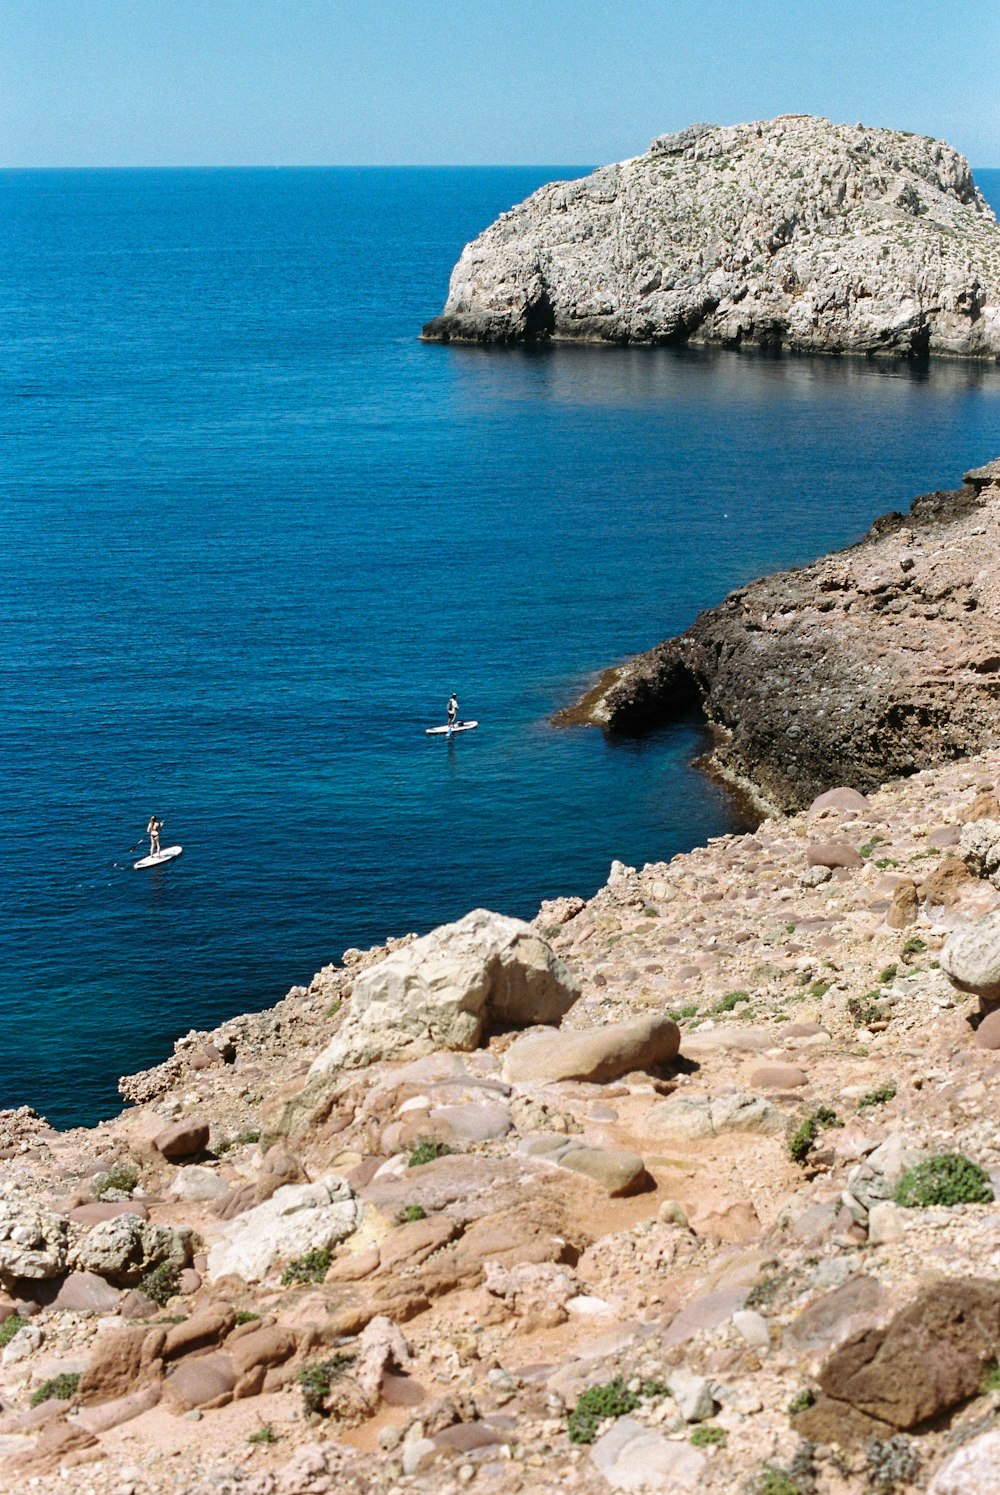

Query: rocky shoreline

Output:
[5, 745, 1000, 1492]
[561, 459, 1000, 814]
[422, 116, 1000, 358]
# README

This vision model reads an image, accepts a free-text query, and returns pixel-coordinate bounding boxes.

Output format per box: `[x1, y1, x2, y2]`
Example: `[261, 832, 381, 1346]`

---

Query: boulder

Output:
[667, 1368, 716, 1422]
[354, 1315, 411, 1399]
[78, 1324, 165, 1405]
[502, 1015, 680, 1084]
[960, 821, 1000, 884]
[162, 1307, 235, 1359]
[71, 1216, 192, 1285]
[808, 841, 864, 870]
[941, 910, 1000, 1004]
[254, 1145, 307, 1203]
[163, 1350, 237, 1411]
[749, 1064, 807, 1090]
[207, 1174, 361, 1283]
[49, 1271, 123, 1313]
[0, 1204, 69, 1286]
[153, 1118, 210, 1161]
[228, 1323, 296, 1379]
[798, 1279, 1000, 1443]
[169, 1166, 229, 1202]
[645, 1092, 784, 1142]
[809, 788, 871, 815]
[555, 1146, 648, 1197]
[75, 1382, 161, 1433]
[887, 880, 919, 927]
[590, 1417, 707, 1491]
[976, 1010, 1000, 1049]
[309, 910, 580, 1074]
[929, 1428, 1000, 1494]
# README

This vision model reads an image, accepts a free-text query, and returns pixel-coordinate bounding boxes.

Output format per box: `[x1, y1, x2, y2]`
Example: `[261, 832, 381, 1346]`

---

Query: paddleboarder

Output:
[146, 814, 163, 857]
[447, 693, 459, 731]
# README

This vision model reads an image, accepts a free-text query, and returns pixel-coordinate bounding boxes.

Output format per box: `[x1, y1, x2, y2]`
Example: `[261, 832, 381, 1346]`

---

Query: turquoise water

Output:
[4, 166, 1000, 1128]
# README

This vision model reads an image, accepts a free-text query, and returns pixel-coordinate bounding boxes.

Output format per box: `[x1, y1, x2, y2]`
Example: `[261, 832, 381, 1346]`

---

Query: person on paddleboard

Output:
[146, 815, 163, 857]
[447, 693, 459, 731]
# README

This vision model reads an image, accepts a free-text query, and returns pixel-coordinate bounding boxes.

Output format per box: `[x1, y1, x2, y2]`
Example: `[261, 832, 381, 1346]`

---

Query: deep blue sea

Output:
[4, 166, 1000, 1128]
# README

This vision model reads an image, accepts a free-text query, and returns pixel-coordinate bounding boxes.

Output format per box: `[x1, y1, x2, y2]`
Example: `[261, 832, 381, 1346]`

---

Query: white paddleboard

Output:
[134, 845, 183, 869]
[425, 720, 479, 736]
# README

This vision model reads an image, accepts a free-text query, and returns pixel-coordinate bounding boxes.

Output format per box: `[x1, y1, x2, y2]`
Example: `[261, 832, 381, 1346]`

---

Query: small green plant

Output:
[713, 990, 750, 1014]
[567, 1380, 639, 1443]
[981, 1362, 1000, 1392]
[298, 1354, 355, 1415]
[30, 1373, 80, 1407]
[325, 998, 342, 1018]
[139, 1261, 181, 1306]
[857, 1084, 896, 1111]
[216, 1129, 261, 1154]
[668, 1003, 700, 1022]
[690, 1424, 727, 1447]
[248, 1423, 278, 1444]
[642, 904, 659, 918]
[93, 1161, 139, 1200]
[788, 1388, 815, 1414]
[234, 1309, 260, 1325]
[281, 1248, 332, 1285]
[865, 1433, 921, 1491]
[403, 1204, 426, 1222]
[860, 836, 885, 859]
[902, 937, 926, 955]
[786, 923, 796, 934]
[847, 993, 886, 1028]
[874, 858, 899, 869]
[878, 964, 898, 985]
[808, 979, 830, 999]
[407, 1140, 454, 1168]
[152, 1314, 186, 1325]
[0, 1316, 24, 1348]
[894, 1153, 993, 1208]
[753, 1470, 802, 1495]
[789, 1107, 840, 1165]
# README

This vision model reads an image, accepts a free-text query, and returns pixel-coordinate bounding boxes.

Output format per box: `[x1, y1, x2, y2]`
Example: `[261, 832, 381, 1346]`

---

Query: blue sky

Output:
[2, 0, 998, 168]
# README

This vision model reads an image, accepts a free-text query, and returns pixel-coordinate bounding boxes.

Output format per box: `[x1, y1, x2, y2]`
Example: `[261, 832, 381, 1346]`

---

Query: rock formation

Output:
[423, 115, 1000, 357]
[563, 459, 1000, 811]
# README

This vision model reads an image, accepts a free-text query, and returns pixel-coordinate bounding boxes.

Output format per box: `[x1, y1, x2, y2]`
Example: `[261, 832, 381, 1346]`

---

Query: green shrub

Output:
[894, 1153, 993, 1208]
[981, 1362, 1000, 1392]
[248, 1423, 278, 1444]
[93, 1161, 139, 1200]
[403, 1204, 426, 1222]
[139, 1261, 181, 1306]
[857, 1084, 896, 1111]
[788, 1388, 815, 1415]
[847, 993, 886, 1028]
[713, 990, 750, 1014]
[0, 1315, 24, 1348]
[216, 1129, 261, 1154]
[234, 1309, 260, 1325]
[668, 1003, 700, 1022]
[568, 1380, 639, 1443]
[789, 1107, 840, 1164]
[860, 837, 884, 858]
[407, 1140, 453, 1168]
[298, 1354, 355, 1415]
[878, 964, 898, 985]
[30, 1373, 80, 1407]
[808, 979, 830, 999]
[325, 998, 342, 1018]
[753, 1471, 801, 1495]
[690, 1424, 727, 1447]
[902, 937, 926, 955]
[281, 1248, 331, 1285]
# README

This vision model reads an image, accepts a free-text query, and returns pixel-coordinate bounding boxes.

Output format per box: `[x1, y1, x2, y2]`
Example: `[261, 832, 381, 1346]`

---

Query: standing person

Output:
[146, 815, 162, 857]
[447, 693, 459, 732]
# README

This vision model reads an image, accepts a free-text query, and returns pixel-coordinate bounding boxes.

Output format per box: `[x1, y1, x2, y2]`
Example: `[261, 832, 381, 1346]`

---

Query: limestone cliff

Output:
[562, 461, 1000, 811]
[423, 116, 1000, 358]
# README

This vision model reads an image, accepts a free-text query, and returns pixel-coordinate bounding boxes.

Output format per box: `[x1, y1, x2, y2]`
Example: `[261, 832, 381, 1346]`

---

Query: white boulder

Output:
[207, 1174, 361, 1283]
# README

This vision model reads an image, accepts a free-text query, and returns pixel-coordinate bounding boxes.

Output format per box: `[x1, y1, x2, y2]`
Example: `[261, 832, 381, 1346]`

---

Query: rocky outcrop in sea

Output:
[563, 459, 1000, 812]
[422, 115, 1000, 357]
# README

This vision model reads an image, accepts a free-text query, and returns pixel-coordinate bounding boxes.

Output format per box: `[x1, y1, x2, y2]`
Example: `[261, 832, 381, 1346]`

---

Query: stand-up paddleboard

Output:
[134, 845, 183, 870]
[425, 720, 479, 736]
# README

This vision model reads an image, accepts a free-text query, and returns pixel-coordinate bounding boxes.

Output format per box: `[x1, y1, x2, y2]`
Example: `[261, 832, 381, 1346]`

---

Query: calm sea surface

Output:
[4, 167, 1000, 1127]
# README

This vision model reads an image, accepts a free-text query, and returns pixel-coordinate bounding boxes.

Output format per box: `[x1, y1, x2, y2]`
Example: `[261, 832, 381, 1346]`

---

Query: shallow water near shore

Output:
[4, 166, 1000, 1128]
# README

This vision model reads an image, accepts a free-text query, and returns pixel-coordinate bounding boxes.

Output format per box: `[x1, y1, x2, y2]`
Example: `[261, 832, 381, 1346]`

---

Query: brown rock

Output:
[961, 790, 1000, 822]
[163, 1350, 238, 1411]
[812, 1278, 1000, 1436]
[809, 788, 871, 815]
[118, 1288, 158, 1319]
[434, 1423, 506, 1452]
[214, 1182, 255, 1220]
[922, 857, 972, 907]
[501, 1015, 680, 1084]
[749, 1064, 807, 1089]
[67, 1202, 149, 1226]
[928, 824, 962, 849]
[163, 1307, 236, 1360]
[976, 1010, 1000, 1049]
[153, 1119, 210, 1161]
[48, 1271, 122, 1313]
[379, 1215, 462, 1273]
[75, 1382, 161, 1433]
[556, 1146, 649, 1197]
[382, 1370, 427, 1406]
[77, 1325, 165, 1406]
[228, 1324, 296, 1377]
[254, 1145, 307, 1204]
[7, 1419, 101, 1477]
[886, 879, 919, 928]
[328, 1247, 380, 1282]
[784, 1276, 887, 1354]
[808, 841, 863, 870]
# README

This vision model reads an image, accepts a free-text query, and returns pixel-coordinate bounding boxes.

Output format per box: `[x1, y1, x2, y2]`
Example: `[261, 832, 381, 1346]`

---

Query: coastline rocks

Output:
[0, 1204, 68, 1286]
[153, 1118, 210, 1161]
[501, 1015, 680, 1084]
[207, 1174, 361, 1283]
[940, 910, 1000, 1004]
[809, 788, 871, 815]
[423, 116, 1000, 359]
[960, 820, 1000, 884]
[310, 910, 580, 1074]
